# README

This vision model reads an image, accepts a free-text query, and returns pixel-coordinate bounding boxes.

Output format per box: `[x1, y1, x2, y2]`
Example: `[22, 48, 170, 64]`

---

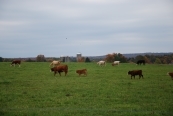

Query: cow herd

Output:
[96, 60, 144, 79]
[10, 60, 173, 80]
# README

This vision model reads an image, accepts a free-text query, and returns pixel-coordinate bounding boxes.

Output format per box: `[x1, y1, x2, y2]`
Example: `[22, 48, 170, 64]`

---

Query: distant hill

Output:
[122, 52, 173, 58]
[84, 52, 173, 61]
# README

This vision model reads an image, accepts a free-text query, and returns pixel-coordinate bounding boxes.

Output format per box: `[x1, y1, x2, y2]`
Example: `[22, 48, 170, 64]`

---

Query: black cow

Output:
[137, 60, 145, 65]
[128, 70, 143, 79]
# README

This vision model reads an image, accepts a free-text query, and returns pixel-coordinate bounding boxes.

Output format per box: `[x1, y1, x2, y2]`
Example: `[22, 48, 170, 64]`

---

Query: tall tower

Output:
[76, 53, 82, 62]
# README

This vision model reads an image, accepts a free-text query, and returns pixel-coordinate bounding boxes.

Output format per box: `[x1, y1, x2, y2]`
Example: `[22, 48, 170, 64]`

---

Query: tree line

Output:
[105, 53, 173, 64]
[0, 53, 173, 64]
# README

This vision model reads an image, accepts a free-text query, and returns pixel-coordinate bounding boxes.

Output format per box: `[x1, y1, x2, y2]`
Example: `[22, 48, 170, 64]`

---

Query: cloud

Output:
[0, 0, 173, 57]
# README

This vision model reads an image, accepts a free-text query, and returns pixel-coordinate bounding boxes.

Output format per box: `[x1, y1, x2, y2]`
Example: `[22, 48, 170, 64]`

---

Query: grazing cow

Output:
[50, 60, 61, 67]
[167, 72, 173, 80]
[11, 60, 21, 67]
[97, 61, 106, 66]
[128, 70, 143, 79]
[137, 60, 145, 65]
[76, 69, 87, 76]
[50, 64, 68, 76]
[112, 61, 120, 66]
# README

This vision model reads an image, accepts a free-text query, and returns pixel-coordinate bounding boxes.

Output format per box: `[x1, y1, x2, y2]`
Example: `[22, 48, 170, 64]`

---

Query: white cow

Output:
[112, 61, 120, 66]
[97, 61, 106, 66]
[50, 60, 61, 67]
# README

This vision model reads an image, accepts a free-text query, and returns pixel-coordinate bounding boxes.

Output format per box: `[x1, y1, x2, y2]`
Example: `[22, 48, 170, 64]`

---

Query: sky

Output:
[0, 0, 173, 58]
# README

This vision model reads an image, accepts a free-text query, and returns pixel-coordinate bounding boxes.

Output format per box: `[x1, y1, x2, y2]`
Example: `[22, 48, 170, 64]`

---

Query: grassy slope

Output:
[0, 62, 173, 116]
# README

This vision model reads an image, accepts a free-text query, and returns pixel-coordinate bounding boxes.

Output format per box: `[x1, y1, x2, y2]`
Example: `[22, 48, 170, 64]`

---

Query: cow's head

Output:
[50, 68, 54, 72]
[128, 71, 132, 75]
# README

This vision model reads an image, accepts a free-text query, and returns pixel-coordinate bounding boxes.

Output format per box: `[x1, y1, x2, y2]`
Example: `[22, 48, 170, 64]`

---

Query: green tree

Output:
[85, 57, 91, 62]
[0, 57, 3, 62]
[117, 53, 127, 63]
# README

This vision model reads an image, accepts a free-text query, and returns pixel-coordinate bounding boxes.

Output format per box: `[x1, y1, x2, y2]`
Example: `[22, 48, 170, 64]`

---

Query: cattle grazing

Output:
[76, 69, 87, 76]
[50, 60, 61, 67]
[128, 70, 143, 79]
[11, 60, 21, 67]
[97, 61, 106, 66]
[112, 61, 120, 66]
[167, 72, 173, 80]
[50, 64, 68, 76]
[137, 60, 145, 65]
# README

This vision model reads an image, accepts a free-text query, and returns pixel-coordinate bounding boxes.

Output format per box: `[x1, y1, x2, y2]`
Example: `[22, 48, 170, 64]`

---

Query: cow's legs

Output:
[54, 71, 57, 76]
[139, 75, 143, 79]
[58, 71, 61, 76]
[65, 71, 67, 76]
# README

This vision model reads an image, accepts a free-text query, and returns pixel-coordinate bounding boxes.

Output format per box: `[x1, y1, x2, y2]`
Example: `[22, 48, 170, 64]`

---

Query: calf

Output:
[128, 70, 143, 79]
[76, 69, 87, 76]
[167, 72, 173, 80]
[11, 60, 21, 67]
[50, 64, 68, 76]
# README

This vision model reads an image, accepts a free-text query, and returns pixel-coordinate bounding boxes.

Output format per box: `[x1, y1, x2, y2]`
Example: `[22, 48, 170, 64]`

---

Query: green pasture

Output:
[0, 62, 173, 116]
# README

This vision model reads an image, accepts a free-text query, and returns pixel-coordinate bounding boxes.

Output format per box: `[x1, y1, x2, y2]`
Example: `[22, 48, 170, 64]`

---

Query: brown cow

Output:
[128, 70, 143, 79]
[76, 69, 87, 76]
[50, 64, 68, 76]
[167, 72, 173, 80]
[11, 60, 21, 67]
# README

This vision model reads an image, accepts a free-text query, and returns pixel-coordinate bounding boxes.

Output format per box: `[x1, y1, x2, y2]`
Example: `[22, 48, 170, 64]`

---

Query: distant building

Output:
[60, 56, 70, 62]
[76, 53, 82, 62]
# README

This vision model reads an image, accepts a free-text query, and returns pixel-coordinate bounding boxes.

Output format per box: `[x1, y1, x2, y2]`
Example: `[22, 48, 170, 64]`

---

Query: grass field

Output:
[0, 62, 173, 116]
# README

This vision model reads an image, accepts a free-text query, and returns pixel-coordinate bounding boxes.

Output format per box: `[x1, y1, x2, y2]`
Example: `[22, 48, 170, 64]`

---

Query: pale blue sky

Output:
[0, 0, 173, 58]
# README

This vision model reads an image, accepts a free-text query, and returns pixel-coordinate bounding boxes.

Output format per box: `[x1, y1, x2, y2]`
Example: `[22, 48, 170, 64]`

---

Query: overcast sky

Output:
[0, 0, 173, 58]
